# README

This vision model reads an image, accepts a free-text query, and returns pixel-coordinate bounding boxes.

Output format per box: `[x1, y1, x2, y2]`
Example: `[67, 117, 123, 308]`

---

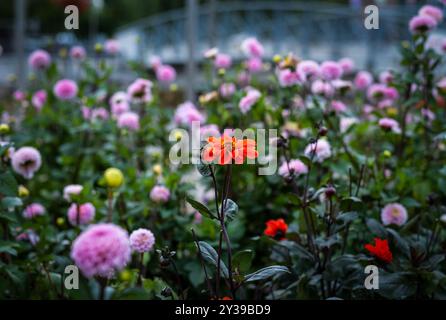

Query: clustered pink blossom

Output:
[11, 146, 42, 179]
[63, 184, 83, 201]
[241, 37, 264, 57]
[53, 79, 78, 100]
[214, 53, 232, 69]
[409, 15, 438, 34]
[379, 118, 401, 133]
[28, 49, 51, 70]
[330, 100, 347, 113]
[278, 159, 308, 178]
[246, 57, 263, 73]
[320, 61, 343, 81]
[117, 111, 140, 131]
[70, 46, 86, 60]
[71, 223, 131, 278]
[23, 203, 45, 219]
[381, 203, 408, 226]
[174, 101, 205, 127]
[129, 228, 155, 253]
[419, 5, 443, 23]
[109, 91, 130, 116]
[156, 64, 177, 84]
[297, 60, 320, 80]
[219, 83, 236, 98]
[67, 203, 96, 226]
[31, 90, 47, 111]
[354, 71, 373, 90]
[127, 78, 153, 103]
[278, 69, 301, 87]
[338, 57, 355, 73]
[304, 139, 332, 163]
[311, 80, 333, 97]
[150, 185, 170, 203]
[239, 88, 261, 114]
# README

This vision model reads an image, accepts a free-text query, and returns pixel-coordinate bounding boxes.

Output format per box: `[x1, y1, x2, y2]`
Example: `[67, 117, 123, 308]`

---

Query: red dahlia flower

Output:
[202, 135, 258, 165]
[364, 237, 393, 264]
[264, 218, 288, 240]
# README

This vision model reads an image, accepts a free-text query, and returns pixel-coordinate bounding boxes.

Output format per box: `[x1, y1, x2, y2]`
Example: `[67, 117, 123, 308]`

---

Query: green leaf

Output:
[0, 171, 18, 197]
[0, 241, 18, 256]
[340, 197, 363, 212]
[221, 199, 238, 221]
[186, 197, 217, 220]
[232, 250, 254, 273]
[366, 218, 387, 238]
[197, 241, 229, 278]
[244, 265, 290, 282]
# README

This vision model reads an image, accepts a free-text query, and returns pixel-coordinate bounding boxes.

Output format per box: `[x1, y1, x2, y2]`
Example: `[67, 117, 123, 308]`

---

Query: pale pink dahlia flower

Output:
[117, 112, 140, 131]
[419, 5, 443, 23]
[354, 71, 373, 90]
[129, 228, 155, 253]
[338, 57, 355, 74]
[320, 61, 343, 80]
[28, 49, 51, 70]
[150, 185, 170, 203]
[53, 79, 78, 100]
[31, 90, 47, 111]
[67, 202, 95, 226]
[246, 57, 263, 73]
[63, 184, 83, 202]
[104, 39, 120, 55]
[239, 88, 261, 114]
[304, 139, 332, 163]
[297, 60, 320, 80]
[379, 117, 401, 133]
[219, 83, 236, 98]
[23, 203, 45, 219]
[127, 78, 153, 103]
[109, 91, 130, 116]
[11, 146, 42, 179]
[381, 203, 408, 226]
[70, 46, 86, 60]
[174, 101, 206, 127]
[214, 53, 232, 69]
[278, 69, 301, 87]
[71, 223, 131, 278]
[278, 159, 308, 178]
[241, 37, 264, 57]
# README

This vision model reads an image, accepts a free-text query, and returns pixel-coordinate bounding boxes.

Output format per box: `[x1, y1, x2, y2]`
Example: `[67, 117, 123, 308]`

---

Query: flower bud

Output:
[318, 126, 328, 136]
[0, 123, 10, 134]
[152, 164, 162, 176]
[325, 186, 336, 198]
[18, 185, 29, 197]
[104, 168, 124, 188]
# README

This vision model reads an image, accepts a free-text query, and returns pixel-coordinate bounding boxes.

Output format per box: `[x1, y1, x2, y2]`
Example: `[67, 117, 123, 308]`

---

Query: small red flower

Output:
[264, 218, 288, 240]
[364, 237, 393, 264]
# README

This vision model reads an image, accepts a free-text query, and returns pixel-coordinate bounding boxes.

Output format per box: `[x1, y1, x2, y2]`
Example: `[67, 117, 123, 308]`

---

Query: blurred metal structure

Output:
[14, 0, 27, 88]
[116, 1, 445, 95]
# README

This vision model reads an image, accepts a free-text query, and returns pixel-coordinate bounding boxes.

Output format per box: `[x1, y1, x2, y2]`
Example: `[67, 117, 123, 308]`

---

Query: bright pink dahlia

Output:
[28, 49, 51, 70]
[129, 228, 155, 253]
[63, 184, 83, 201]
[71, 223, 131, 278]
[278, 69, 300, 87]
[156, 64, 177, 84]
[150, 185, 170, 203]
[67, 202, 95, 226]
[320, 61, 343, 81]
[381, 203, 408, 226]
[214, 53, 232, 69]
[246, 57, 263, 73]
[53, 79, 78, 100]
[241, 37, 264, 57]
[23, 203, 45, 219]
[354, 71, 373, 90]
[11, 146, 42, 179]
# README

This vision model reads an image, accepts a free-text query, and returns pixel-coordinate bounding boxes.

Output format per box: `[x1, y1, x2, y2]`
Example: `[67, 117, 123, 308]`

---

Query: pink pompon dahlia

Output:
[63, 184, 83, 202]
[409, 15, 437, 34]
[320, 61, 343, 81]
[31, 90, 47, 111]
[278, 69, 301, 87]
[246, 57, 263, 73]
[278, 159, 308, 178]
[297, 60, 320, 80]
[127, 78, 153, 103]
[23, 203, 45, 219]
[129, 228, 155, 253]
[28, 49, 51, 70]
[354, 71, 373, 90]
[67, 202, 95, 226]
[219, 83, 236, 98]
[214, 53, 232, 69]
[70, 46, 86, 60]
[241, 37, 264, 57]
[419, 5, 443, 23]
[53, 79, 78, 100]
[381, 203, 408, 226]
[174, 101, 206, 127]
[104, 39, 120, 55]
[11, 146, 42, 179]
[239, 88, 261, 114]
[156, 64, 177, 84]
[150, 185, 170, 203]
[379, 117, 401, 133]
[71, 223, 131, 278]
[304, 139, 332, 163]
[117, 112, 140, 131]
[109, 91, 130, 117]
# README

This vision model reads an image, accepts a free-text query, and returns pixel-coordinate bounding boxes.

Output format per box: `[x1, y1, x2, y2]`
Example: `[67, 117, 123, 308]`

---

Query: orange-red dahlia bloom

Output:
[201, 135, 258, 165]
[264, 218, 288, 240]
[364, 237, 393, 264]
